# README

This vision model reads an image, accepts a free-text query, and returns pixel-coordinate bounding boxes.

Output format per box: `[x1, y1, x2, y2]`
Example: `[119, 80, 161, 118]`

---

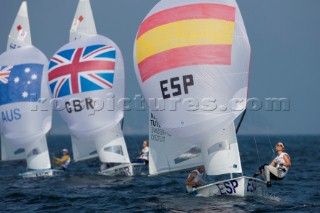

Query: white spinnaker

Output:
[0, 48, 52, 169]
[50, 36, 125, 146]
[133, 0, 250, 142]
[7, 1, 31, 50]
[149, 112, 203, 175]
[0, 1, 52, 170]
[201, 122, 242, 176]
[70, 0, 97, 41]
[51, 0, 127, 163]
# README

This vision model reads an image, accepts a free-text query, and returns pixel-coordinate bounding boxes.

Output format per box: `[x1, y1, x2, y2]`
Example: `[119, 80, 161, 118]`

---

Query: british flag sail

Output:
[48, 45, 116, 98]
[48, 0, 130, 165]
[48, 36, 125, 143]
[0, 1, 53, 172]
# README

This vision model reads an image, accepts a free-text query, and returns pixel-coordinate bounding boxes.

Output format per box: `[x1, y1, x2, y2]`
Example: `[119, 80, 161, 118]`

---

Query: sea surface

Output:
[0, 135, 319, 212]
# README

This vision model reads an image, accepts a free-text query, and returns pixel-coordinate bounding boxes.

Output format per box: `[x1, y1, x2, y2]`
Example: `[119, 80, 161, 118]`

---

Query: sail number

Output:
[160, 75, 194, 99]
[216, 180, 239, 195]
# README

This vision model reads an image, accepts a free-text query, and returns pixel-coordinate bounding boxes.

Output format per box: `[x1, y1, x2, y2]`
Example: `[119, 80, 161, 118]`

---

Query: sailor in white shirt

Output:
[253, 142, 291, 187]
[139, 140, 149, 164]
[185, 166, 206, 193]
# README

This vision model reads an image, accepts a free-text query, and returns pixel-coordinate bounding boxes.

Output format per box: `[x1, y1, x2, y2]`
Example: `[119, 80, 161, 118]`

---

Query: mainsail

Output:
[0, 1, 52, 171]
[149, 112, 242, 176]
[149, 112, 203, 175]
[48, 0, 130, 164]
[134, 0, 250, 176]
[7, 1, 31, 50]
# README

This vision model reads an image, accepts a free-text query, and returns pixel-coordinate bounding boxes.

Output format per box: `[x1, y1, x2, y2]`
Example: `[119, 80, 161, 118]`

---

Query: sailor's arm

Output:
[185, 173, 201, 187]
[54, 156, 69, 164]
[54, 157, 62, 164]
[283, 154, 291, 167]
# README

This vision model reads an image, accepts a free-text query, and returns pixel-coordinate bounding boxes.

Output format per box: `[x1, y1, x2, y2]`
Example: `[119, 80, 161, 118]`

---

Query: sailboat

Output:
[0, 1, 61, 178]
[134, 0, 267, 196]
[47, 0, 144, 176]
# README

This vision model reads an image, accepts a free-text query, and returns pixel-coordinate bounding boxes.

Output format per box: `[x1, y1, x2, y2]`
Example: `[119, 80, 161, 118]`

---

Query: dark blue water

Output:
[1, 135, 319, 212]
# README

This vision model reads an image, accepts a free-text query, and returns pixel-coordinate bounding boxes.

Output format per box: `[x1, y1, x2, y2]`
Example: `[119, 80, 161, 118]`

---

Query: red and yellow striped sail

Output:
[136, 3, 236, 82]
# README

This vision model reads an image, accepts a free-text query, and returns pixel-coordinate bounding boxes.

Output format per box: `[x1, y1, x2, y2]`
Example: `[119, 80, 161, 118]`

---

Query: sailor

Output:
[131, 140, 149, 164]
[54, 149, 71, 170]
[139, 140, 149, 165]
[253, 142, 291, 187]
[185, 166, 206, 193]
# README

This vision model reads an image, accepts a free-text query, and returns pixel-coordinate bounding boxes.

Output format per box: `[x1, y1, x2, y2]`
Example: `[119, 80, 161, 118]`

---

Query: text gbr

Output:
[65, 97, 95, 113]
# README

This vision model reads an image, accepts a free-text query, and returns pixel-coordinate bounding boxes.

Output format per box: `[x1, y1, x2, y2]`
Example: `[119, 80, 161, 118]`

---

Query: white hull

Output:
[189, 176, 267, 197]
[98, 163, 146, 177]
[19, 169, 63, 178]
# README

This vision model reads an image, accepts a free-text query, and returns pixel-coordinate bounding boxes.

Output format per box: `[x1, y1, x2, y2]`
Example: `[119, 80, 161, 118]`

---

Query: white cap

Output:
[276, 142, 285, 148]
[61, 149, 69, 153]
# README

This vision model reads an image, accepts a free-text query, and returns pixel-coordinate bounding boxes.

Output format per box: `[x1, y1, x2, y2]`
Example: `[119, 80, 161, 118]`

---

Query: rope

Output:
[246, 111, 262, 168]
[253, 135, 261, 167]
[267, 135, 276, 158]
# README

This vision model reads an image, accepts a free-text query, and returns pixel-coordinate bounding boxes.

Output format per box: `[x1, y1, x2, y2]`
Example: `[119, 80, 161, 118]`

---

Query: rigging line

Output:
[246, 110, 262, 169]
[267, 134, 275, 158]
[259, 113, 276, 158]
[253, 135, 261, 166]
[133, 138, 141, 158]
[236, 109, 247, 134]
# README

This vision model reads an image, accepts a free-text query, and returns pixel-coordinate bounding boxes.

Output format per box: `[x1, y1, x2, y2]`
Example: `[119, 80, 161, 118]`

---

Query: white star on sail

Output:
[24, 67, 31, 73]
[27, 81, 31, 84]
[22, 91, 28, 98]
[14, 77, 20, 83]
[31, 74, 37, 80]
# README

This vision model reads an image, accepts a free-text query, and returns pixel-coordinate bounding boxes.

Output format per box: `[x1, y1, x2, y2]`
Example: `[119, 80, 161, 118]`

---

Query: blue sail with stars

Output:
[0, 63, 43, 105]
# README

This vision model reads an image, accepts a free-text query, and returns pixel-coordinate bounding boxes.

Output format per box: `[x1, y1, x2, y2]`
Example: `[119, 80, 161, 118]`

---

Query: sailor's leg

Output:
[263, 165, 270, 181]
[266, 165, 283, 183]
[258, 164, 269, 180]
